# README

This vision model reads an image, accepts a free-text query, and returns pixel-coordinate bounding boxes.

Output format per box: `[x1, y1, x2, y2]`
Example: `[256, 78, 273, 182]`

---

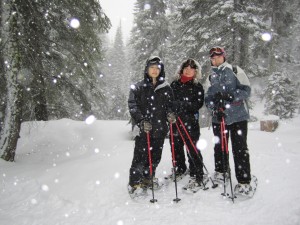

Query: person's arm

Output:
[128, 85, 144, 124]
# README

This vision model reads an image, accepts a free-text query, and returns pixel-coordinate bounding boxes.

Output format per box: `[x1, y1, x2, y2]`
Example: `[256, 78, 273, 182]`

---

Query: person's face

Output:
[210, 54, 224, 67]
[148, 65, 160, 78]
[183, 65, 196, 77]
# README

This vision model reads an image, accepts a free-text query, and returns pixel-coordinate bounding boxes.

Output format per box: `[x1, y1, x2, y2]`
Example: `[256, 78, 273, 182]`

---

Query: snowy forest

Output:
[0, 0, 299, 162]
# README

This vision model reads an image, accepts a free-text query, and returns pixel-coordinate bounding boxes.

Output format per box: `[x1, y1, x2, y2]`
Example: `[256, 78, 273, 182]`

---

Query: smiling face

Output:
[210, 54, 225, 67]
[183, 65, 196, 78]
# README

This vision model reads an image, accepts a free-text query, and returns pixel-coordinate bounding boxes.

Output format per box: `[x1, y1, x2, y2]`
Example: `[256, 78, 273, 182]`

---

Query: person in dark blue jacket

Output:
[127, 56, 176, 197]
[205, 46, 256, 196]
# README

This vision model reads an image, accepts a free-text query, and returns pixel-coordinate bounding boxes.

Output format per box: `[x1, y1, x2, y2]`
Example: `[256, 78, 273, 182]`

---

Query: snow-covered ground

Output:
[1, 105, 300, 225]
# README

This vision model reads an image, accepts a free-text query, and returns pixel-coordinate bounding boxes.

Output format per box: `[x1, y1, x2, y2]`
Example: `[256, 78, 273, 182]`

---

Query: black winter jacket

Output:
[171, 80, 204, 136]
[128, 78, 173, 139]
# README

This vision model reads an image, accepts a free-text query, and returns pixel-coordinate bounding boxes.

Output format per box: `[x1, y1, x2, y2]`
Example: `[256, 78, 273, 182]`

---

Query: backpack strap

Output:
[232, 65, 237, 74]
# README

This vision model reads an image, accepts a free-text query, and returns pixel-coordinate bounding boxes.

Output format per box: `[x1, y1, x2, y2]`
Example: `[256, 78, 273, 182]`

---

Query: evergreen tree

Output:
[1, 0, 111, 121]
[0, 0, 5, 130]
[129, 0, 169, 83]
[0, 1, 23, 161]
[255, 0, 298, 76]
[103, 23, 129, 120]
[169, 0, 266, 77]
[264, 72, 298, 119]
[0, 0, 110, 161]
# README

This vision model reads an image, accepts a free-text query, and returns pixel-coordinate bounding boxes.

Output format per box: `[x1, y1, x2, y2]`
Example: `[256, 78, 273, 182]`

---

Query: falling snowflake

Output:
[70, 18, 80, 29]
[85, 115, 96, 125]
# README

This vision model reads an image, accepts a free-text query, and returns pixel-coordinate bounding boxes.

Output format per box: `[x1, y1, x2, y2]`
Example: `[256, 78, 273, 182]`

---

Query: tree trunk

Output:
[269, 0, 281, 74]
[231, 0, 240, 64]
[31, 72, 48, 121]
[0, 2, 23, 162]
[239, 27, 250, 68]
[27, 7, 48, 121]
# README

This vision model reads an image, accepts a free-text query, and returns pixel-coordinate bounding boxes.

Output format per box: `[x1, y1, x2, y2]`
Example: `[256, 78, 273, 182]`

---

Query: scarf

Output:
[180, 75, 193, 83]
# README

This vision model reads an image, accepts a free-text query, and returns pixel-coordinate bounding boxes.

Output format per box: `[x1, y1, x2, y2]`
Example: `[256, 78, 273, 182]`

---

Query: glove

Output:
[222, 92, 234, 102]
[167, 112, 177, 124]
[213, 92, 225, 109]
[213, 92, 234, 108]
[213, 109, 226, 122]
[140, 120, 152, 133]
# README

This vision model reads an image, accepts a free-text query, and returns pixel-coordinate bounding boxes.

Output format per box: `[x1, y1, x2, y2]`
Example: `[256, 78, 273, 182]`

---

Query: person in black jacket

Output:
[127, 56, 176, 197]
[169, 58, 208, 191]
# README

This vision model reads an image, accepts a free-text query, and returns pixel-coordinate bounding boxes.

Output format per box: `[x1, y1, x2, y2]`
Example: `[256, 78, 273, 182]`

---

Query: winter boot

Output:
[164, 168, 188, 182]
[213, 171, 229, 185]
[128, 184, 147, 199]
[143, 177, 163, 190]
[234, 175, 258, 198]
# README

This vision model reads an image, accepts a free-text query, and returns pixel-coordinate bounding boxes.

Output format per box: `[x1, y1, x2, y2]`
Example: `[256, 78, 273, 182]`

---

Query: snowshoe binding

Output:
[128, 184, 147, 199]
[234, 175, 258, 198]
[143, 177, 163, 190]
[183, 175, 209, 193]
[213, 171, 229, 186]
[164, 169, 188, 182]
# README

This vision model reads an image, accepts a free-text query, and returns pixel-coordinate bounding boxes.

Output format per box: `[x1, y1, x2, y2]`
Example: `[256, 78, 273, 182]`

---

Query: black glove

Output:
[167, 112, 177, 124]
[213, 92, 225, 109]
[222, 92, 234, 102]
[213, 109, 226, 122]
[213, 92, 234, 108]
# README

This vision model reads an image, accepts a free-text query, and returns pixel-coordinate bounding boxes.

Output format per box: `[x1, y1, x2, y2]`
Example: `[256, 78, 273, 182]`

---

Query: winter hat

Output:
[146, 56, 162, 67]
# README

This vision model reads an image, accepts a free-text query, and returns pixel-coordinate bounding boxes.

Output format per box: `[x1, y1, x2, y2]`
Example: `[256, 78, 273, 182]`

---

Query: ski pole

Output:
[175, 122, 208, 190]
[220, 116, 235, 202]
[177, 117, 218, 188]
[146, 132, 157, 203]
[170, 123, 181, 203]
[220, 118, 228, 197]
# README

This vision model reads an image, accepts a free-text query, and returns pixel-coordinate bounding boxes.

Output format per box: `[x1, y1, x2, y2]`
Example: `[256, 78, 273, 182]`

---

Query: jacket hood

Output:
[144, 56, 165, 83]
[173, 58, 202, 83]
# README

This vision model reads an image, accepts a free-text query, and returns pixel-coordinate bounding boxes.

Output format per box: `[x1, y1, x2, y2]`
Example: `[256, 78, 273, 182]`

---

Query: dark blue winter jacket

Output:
[128, 65, 173, 138]
[205, 62, 251, 125]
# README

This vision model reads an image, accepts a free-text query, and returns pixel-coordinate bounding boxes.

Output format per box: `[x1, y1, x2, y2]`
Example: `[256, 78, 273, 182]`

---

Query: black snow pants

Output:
[212, 120, 251, 184]
[129, 134, 164, 186]
[170, 124, 204, 182]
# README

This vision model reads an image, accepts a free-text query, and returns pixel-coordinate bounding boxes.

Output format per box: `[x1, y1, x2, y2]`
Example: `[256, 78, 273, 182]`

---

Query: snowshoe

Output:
[234, 175, 258, 198]
[183, 175, 209, 193]
[143, 177, 163, 190]
[128, 184, 147, 199]
[164, 169, 188, 182]
[213, 171, 229, 185]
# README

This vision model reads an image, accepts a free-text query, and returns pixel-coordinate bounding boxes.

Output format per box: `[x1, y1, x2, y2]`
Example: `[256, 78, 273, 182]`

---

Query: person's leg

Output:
[230, 121, 251, 184]
[171, 132, 187, 174]
[150, 137, 165, 176]
[129, 134, 148, 186]
[185, 134, 204, 181]
[212, 123, 229, 173]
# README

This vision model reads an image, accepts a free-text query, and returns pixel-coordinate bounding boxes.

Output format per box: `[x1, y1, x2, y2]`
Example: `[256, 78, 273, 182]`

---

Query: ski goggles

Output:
[209, 47, 225, 58]
[182, 59, 198, 69]
[148, 56, 162, 65]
